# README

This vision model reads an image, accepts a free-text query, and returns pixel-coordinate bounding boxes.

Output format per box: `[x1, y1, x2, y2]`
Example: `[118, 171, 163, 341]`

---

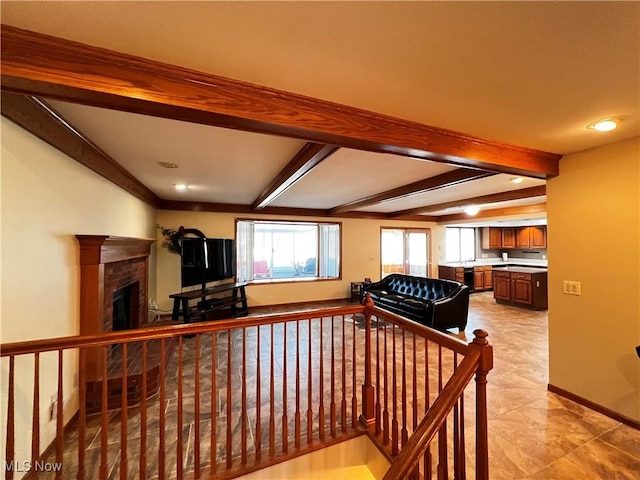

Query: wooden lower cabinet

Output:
[473, 266, 493, 291]
[492, 269, 547, 310]
[438, 265, 465, 283]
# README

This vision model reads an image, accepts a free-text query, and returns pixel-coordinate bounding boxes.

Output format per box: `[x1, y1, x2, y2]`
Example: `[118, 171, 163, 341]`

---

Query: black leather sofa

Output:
[363, 274, 469, 331]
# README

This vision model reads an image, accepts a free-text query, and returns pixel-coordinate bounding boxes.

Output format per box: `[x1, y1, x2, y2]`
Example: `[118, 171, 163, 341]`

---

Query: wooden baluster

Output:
[226, 330, 232, 469]
[269, 324, 276, 456]
[307, 318, 313, 444]
[375, 315, 381, 436]
[471, 330, 492, 480]
[282, 321, 289, 453]
[330, 316, 336, 438]
[410, 334, 419, 480]
[6, 356, 15, 480]
[140, 341, 148, 479]
[194, 334, 201, 477]
[318, 317, 325, 441]
[424, 338, 432, 480]
[295, 320, 301, 448]
[341, 315, 347, 434]
[159, 338, 166, 479]
[241, 328, 247, 465]
[351, 315, 357, 429]
[361, 295, 375, 427]
[177, 337, 184, 478]
[437, 344, 448, 480]
[382, 321, 389, 446]
[78, 348, 86, 480]
[391, 325, 398, 456]
[32, 352, 40, 479]
[211, 332, 217, 474]
[120, 343, 128, 480]
[55, 350, 64, 479]
[453, 352, 459, 480]
[401, 328, 408, 447]
[100, 346, 109, 480]
[256, 326, 262, 460]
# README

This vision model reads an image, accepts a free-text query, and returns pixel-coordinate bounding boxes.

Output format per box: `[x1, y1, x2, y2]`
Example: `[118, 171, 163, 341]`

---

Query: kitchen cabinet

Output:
[482, 226, 546, 250]
[501, 228, 516, 249]
[481, 227, 503, 249]
[439, 265, 465, 283]
[473, 266, 493, 291]
[516, 226, 547, 249]
[492, 268, 548, 310]
[530, 226, 547, 248]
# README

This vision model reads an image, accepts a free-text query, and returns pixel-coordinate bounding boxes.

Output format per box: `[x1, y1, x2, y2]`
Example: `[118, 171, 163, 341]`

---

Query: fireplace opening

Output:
[112, 281, 140, 332]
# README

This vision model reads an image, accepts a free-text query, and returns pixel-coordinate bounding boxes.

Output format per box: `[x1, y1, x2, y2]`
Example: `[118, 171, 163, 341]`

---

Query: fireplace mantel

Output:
[76, 235, 155, 265]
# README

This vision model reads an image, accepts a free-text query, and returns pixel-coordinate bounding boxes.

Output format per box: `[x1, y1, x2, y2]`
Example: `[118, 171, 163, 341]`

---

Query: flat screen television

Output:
[181, 237, 236, 288]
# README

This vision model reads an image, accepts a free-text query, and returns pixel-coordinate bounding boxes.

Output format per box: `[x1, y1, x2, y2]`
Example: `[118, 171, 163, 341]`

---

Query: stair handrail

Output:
[381, 329, 493, 480]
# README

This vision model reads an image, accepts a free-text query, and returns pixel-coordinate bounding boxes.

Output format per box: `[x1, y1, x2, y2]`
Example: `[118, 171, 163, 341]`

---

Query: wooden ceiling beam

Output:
[252, 143, 339, 210]
[435, 203, 547, 223]
[0, 93, 161, 207]
[0, 25, 561, 179]
[390, 185, 547, 218]
[329, 169, 495, 215]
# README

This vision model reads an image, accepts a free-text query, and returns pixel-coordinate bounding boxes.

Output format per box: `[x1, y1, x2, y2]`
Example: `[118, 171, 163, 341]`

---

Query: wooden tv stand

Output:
[169, 282, 248, 323]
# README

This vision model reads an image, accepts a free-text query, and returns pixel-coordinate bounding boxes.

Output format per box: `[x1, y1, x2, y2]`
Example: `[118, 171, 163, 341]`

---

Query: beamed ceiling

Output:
[1, 2, 638, 224]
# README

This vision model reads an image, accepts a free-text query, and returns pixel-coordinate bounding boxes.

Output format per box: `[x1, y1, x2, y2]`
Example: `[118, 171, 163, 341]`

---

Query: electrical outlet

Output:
[563, 280, 581, 296]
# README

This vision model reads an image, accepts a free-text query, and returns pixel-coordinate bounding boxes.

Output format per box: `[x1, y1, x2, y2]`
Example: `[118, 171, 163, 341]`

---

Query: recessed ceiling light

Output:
[587, 118, 620, 132]
[511, 177, 524, 184]
[464, 205, 480, 216]
[158, 161, 179, 168]
[174, 184, 188, 191]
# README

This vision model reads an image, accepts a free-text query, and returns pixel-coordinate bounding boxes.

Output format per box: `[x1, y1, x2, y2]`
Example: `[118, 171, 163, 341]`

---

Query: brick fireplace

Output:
[76, 235, 155, 382]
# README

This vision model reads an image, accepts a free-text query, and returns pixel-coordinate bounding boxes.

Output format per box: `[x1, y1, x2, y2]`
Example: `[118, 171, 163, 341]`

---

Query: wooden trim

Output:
[391, 185, 546, 218]
[1, 25, 561, 178]
[0, 93, 161, 208]
[548, 384, 640, 430]
[330, 169, 495, 215]
[76, 235, 155, 265]
[252, 143, 339, 209]
[436, 203, 546, 223]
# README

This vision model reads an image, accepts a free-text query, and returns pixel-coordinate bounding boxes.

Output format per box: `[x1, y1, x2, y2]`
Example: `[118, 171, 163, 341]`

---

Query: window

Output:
[236, 220, 340, 282]
[381, 228, 430, 278]
[445, 227, 476, 262]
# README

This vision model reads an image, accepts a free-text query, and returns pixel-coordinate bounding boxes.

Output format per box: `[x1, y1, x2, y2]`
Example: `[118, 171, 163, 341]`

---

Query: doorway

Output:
[380, 228, 431, 278]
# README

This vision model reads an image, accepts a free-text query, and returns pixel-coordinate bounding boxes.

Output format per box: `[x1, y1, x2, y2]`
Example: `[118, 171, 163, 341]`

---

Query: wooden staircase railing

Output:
[1, 295, 492, 479]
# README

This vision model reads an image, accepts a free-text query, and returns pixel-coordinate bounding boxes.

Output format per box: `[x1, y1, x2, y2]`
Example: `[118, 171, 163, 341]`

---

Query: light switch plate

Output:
[563, 280, 581, 295]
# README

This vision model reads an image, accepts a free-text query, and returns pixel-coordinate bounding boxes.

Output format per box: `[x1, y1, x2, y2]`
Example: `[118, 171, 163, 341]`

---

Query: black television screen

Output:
[181, 237, 236, 288]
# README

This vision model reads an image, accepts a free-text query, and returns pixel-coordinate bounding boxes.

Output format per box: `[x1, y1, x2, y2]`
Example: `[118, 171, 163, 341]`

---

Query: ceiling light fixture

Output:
[587, 118, 620, 132]
[158, 161, 179, 168]
[511, 177, 524, 184]
[174, 184, 188, 191]
[464, 205, 480, 216]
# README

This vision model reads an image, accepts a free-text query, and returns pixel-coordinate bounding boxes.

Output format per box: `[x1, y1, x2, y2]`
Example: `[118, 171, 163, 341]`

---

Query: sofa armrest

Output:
[431, 285, 470, 331]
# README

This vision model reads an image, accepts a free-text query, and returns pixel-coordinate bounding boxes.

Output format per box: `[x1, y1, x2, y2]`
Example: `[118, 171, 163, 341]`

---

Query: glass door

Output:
[381, 228, 431, 278]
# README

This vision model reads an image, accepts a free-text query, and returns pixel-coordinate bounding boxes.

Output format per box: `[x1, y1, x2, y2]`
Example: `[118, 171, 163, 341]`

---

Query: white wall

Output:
[0, 118, 157, 471]
[547, 136, 640, 422]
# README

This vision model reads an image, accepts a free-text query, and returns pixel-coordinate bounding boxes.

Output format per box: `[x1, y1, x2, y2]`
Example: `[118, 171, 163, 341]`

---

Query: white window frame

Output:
[445, 227, 476, 262]
[236, 219, 341, 283]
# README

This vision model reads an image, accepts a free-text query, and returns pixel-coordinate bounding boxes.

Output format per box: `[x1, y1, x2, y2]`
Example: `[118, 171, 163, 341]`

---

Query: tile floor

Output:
[43, 292, 639, 479]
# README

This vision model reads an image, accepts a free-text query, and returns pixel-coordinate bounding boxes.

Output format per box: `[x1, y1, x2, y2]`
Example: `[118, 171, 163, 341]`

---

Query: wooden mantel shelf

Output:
[76, 235, 155, 265]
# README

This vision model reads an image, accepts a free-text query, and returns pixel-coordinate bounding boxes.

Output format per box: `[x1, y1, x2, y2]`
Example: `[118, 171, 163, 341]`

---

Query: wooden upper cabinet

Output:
[530, 226, 547, 248]
[501, 228, 516, 249]
[516, 227, 531, 249]
[482, 227, 503, 249]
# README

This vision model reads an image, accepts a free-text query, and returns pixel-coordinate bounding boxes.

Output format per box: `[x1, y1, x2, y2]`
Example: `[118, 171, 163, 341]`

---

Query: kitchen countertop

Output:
[439, 258, 548, 268]
[491, 266, 548, 274]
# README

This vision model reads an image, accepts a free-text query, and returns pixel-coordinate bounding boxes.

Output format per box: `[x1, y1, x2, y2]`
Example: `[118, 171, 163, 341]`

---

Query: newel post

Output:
[359, 293, 376, 428]
[470, 329, 493, 480]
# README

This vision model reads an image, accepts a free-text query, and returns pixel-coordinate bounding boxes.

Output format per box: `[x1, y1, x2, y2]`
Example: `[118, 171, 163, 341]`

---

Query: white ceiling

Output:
[2, 1, 638, 221]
